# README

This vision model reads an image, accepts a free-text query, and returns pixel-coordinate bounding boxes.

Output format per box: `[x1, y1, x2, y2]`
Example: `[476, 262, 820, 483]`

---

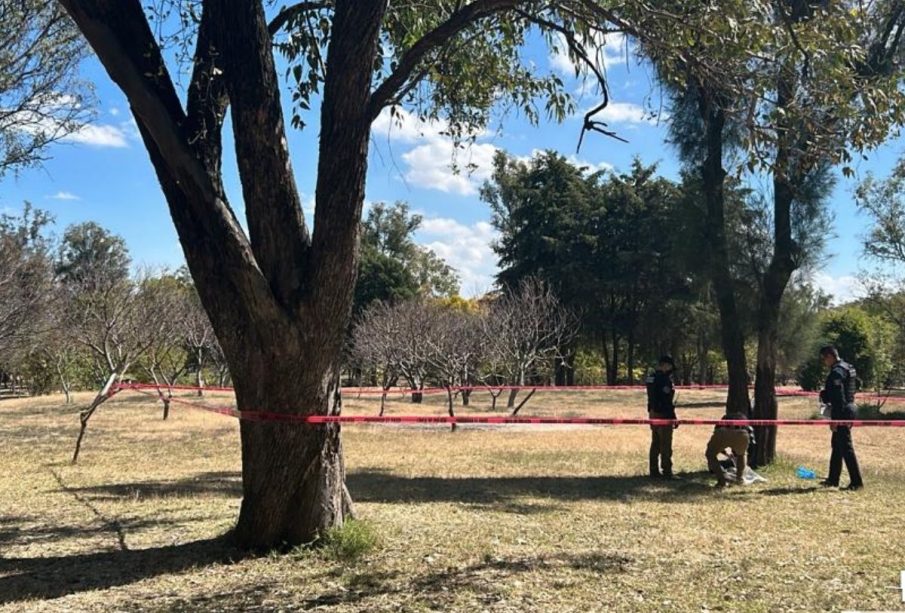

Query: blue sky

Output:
[1, 30, 902, 302]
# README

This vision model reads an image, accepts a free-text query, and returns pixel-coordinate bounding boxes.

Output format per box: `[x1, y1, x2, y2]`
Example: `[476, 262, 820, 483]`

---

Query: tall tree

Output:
[667, 77, 754, 416]
[750, 0, 905, 466]
[0, 0, 91, 176]
[55, 221, 130, 287]
[0, 205, 55, 368]
[355, 201, 458, 313]
[485, 152, 689, 385]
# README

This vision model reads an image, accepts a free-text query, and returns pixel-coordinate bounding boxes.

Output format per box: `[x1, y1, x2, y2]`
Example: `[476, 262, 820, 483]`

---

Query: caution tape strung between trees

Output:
[117, 381, 905, 405]
[114, 384, 905, 428]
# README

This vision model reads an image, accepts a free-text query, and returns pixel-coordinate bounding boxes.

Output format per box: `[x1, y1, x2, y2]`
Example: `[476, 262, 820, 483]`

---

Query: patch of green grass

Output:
[317, 519, 380, 563]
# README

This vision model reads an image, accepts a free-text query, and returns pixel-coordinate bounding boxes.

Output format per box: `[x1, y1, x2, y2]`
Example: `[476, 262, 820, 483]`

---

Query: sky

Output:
[2, 29, 903, 304]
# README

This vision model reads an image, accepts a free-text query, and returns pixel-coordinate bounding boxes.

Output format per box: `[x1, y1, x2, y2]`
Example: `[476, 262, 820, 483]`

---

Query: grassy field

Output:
[1, 388, 904, 612]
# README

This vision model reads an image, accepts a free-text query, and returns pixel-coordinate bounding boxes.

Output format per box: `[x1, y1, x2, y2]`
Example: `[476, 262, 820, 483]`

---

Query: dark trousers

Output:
[649, 412, 673, 476]
[827, 426, 863, 487]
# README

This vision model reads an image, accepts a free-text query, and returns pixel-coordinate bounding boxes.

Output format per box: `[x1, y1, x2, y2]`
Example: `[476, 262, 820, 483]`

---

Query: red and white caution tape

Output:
[114, 385, 905, 428]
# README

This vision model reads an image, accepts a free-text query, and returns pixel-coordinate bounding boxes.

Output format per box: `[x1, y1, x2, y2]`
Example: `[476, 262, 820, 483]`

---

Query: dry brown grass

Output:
[1, 388, 904, 612]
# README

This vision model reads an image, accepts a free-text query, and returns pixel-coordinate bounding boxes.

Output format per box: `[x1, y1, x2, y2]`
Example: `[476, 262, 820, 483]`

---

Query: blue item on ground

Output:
[796, 466, 816, 480]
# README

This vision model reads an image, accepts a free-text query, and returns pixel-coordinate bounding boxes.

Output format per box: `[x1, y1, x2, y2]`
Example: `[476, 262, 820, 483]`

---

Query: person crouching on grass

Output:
[646, 355, 678, 479]
[705, 414, 753, 488]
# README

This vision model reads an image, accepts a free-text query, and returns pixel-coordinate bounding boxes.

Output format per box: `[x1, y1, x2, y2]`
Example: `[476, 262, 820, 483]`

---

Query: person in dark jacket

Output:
[818, 345, 864, 490]
[646, 355, 678, 478]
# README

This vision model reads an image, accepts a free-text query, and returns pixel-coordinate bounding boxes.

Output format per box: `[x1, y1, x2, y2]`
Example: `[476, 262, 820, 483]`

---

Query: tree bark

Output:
[698, 91, 751, 415]
[751, 94, 798, 466]
[446, 386, 457, 432]
[510, 387, 536, 416]
[72, 371, 119, 463]
[196, 366, 205, 397]
[59, 0, 386, 548]
[233, 358, 353, 548]
[490, 388, 502, 411]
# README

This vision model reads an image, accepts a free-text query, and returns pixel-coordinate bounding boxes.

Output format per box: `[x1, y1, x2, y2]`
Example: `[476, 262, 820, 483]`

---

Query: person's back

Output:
[705, 413, 752, 487]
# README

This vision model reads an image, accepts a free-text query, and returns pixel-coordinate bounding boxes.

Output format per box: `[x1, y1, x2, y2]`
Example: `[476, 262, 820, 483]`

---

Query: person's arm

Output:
[663, 375, 678, 424]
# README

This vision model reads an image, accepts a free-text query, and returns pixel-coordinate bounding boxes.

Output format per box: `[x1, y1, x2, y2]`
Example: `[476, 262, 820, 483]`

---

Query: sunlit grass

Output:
[1, 388, 903, 611]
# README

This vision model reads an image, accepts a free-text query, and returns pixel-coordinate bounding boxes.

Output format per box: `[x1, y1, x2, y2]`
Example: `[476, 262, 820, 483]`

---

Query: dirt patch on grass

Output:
[1, 389, 903, 611]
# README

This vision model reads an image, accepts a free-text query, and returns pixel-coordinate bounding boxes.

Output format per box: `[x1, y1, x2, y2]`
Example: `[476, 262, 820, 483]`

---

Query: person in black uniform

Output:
[646, 355, 678, 478]
[818, 345, 864, 490]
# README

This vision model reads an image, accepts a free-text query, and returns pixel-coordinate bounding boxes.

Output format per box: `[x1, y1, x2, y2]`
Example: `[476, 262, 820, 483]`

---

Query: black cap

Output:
[658, 355, 675, 367]
[819, 345, 839, 359]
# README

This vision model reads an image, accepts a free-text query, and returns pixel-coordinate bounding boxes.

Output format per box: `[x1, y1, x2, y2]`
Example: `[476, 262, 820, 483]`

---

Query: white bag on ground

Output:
[722, 464, 767, 484]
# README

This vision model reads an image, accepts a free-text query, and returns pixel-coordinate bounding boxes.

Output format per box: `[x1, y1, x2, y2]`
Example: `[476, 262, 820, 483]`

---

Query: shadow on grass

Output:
[59, 471, 242, 500]
[301, 551, 632, 610]
[759, 485, 820, 496]
[346, 469, 720, 508]
[0, 516, 209, 548]
[0, 536, 243, 606]
[63, 469, 722, 510]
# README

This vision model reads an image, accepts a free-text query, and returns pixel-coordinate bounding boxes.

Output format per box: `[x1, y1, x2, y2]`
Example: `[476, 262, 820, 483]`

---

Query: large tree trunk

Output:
[752, 100, 798, 466]
[59, 0, 387, 549]
[752, 308, 780, 467]
[233, 356, 353, 548]
[698, 92, 751, 416]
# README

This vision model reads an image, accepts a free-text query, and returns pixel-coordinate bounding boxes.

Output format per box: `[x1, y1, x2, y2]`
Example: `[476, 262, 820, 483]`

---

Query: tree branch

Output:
[58, 0, 283, 339]
[208, 0, 310, 308]
[186, 1, 230, 176]
[367, 0, 521, 121]
[268, 1, 332, 35]
[513, 8, 626, 149]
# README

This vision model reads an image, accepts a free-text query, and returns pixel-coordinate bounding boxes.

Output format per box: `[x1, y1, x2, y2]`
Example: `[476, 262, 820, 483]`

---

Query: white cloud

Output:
[63, 123, 129, 148]
[109, 107, 120, 117]
[401, 140, 498, 196]
[812, 272, 863, 305]
[7, 96, 130, 148]
[49, 191, 80, 201]
[372, 107, 496, 196]
[589, 101, 656, 125]
[417, 217, 500, 295]
[371, 107, 450, 144]
[549, 31, 629, 76]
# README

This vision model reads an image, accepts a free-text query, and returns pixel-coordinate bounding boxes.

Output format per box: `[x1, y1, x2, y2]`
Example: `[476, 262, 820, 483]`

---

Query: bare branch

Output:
[268, 1, 332, 35]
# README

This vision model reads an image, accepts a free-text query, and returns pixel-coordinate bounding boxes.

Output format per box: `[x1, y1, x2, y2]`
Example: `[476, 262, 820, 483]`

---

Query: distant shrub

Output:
[856, 403, 883, 419]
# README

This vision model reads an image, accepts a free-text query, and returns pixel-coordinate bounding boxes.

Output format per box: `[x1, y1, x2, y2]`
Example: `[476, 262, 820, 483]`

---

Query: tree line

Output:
[0, 210, 226, 410]
[350, 277, 575, 418]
